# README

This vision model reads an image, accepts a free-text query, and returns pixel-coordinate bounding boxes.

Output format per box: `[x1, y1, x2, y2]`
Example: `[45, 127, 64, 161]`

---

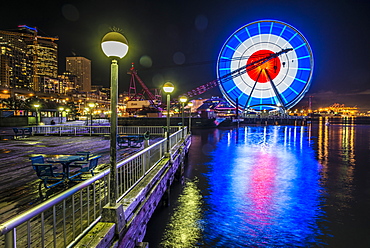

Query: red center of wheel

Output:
[246, 50, 281, 83]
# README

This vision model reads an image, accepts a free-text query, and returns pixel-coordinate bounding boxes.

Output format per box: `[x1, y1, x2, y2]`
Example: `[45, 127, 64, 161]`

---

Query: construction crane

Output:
[126, 63, 161, 112]
[127, 63, 157, 102]
[17, 25, 59, 41]
[184, 48, 293, 98]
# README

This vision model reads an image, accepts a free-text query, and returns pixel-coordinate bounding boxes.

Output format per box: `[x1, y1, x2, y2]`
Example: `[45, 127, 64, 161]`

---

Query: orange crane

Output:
[17, 25, 59, 41]
[127, 63, 161, 106]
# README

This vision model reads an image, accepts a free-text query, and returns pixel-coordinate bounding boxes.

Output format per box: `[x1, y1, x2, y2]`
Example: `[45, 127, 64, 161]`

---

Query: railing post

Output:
[4, 229, 16, 248]
[146, 144, 150, 171]
[160, 142, 163, 158]
[169, 133, 172, 150]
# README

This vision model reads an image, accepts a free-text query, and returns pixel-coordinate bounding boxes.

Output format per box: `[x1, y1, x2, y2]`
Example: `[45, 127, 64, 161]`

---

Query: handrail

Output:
[31, 125, 181, 136]
[0, 170, 110, 235]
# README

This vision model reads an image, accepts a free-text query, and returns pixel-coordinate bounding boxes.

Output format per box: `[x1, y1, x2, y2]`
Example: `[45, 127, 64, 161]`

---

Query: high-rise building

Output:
[58, 71, 77, 94]
[0, 30, 33, 89]
[66, 56, 91, 92]
[27, 36, 58, 90]
[0, 26, 58, 92]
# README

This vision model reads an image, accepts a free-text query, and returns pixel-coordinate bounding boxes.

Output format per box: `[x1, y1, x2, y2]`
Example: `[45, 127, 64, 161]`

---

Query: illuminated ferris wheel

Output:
[216, 20, 314, 111]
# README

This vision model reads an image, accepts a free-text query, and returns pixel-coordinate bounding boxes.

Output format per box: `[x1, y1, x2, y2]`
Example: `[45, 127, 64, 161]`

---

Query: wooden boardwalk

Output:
[0, 131, 162, 224]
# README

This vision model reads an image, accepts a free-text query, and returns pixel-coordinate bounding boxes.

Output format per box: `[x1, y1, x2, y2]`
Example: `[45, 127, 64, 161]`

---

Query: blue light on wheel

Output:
[217, 20, 314, 111]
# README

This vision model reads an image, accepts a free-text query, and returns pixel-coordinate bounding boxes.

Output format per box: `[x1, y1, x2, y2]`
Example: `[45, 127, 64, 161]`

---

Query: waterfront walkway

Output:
[0, 127, 162, 224]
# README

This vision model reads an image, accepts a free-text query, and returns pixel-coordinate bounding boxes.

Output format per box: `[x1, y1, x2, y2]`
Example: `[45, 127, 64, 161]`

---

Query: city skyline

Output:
[2, 0, 370, 111]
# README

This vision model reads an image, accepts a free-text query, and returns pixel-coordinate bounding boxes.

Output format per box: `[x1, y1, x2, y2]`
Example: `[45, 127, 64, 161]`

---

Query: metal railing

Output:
[0, 128, 187, 248]
[31, 125, 181, 136]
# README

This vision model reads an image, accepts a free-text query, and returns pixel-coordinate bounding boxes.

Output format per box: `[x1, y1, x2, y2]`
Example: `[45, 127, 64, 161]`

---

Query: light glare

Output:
[101, 41, 128, 58]
[179, 96, 187, 103]
[163, 82, 174, 93]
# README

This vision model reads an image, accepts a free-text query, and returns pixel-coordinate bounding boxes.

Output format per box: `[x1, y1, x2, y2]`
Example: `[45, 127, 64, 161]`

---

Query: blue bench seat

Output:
[117, 135, 145, 148]
[69, 155, 102, 180]
[30, 155, 65, 189]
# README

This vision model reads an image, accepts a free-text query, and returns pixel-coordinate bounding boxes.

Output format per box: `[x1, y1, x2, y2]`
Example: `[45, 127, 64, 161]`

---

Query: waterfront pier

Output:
[77, 135, 190, 247]
[0, 126, 190, 248]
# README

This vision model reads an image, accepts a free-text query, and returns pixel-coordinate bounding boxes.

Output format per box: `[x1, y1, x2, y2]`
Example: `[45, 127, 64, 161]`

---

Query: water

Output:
[145, 122, 370, 247]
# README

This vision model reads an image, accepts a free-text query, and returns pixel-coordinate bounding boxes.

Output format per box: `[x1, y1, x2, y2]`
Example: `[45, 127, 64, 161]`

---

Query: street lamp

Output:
[65, 108, 71, 121]
[179, 95, 187, 138]
[187, 101, 193, 134]
[58, 107, 64, 124]
[163, 82, 174, 154]
[85, 107, 89, 115]
[101, 31, 128, 206]
[34, 103, 40, 125]
[88, 102, 95, 126]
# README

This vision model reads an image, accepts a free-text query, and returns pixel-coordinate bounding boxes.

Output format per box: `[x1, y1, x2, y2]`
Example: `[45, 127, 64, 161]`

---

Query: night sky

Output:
[2, 0, 370, 111]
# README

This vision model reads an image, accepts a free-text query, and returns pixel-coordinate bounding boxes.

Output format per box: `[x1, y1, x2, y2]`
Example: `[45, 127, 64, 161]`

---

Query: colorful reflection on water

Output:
[153, 122, 370, 247]
[160, 179, 203, 247]
[200, 126, 325, 247]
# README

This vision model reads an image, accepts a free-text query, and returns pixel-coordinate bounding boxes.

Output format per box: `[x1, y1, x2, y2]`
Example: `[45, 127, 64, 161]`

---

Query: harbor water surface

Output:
[145, 121, 370, 247]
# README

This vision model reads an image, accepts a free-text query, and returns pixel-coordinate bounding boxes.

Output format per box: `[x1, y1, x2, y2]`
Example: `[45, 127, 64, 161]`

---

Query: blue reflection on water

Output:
[201, 126, 326, 247]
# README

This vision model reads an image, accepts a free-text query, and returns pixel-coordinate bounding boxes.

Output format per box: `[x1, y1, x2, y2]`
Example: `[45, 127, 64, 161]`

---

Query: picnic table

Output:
[30, 153, 100, 190]
[117, 134, 145, 148]
[46, 155, 85, 180]
[13, 127, 32, 138]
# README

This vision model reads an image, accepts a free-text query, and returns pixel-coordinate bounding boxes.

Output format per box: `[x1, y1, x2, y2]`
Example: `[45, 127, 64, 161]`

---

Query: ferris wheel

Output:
[216, 20, 314, 111]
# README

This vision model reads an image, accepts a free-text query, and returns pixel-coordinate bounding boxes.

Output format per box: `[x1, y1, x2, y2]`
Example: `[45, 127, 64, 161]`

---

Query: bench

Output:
[22, 127, 33, 136]
[67, 151, 91, 171]
[70, 155, 102, 179]
[75, 151, 90, 160]
[13, 128, 23, 139]
[29, 155, 65, 189]
[117, 131, 149, 148]
[13, 127, 32, 139]
[117, 135, 145, 148]
[74, 151, 90, 162]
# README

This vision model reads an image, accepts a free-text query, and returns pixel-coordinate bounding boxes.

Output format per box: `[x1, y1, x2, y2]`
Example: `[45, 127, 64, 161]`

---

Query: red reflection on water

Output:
[246, 150, 277, 227]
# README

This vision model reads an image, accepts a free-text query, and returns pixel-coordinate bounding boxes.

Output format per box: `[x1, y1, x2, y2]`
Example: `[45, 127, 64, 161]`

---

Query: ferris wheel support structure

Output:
[185, 48, 293, 98]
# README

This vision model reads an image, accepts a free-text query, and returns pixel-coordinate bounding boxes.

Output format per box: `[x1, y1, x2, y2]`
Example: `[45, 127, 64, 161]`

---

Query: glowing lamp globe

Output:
[163, 82, 174, 93]
[179, 96, 187, 103]
[101, 32, 129, 59]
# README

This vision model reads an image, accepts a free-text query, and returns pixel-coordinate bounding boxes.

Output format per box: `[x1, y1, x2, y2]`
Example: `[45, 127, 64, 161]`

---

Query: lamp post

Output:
[85, 107, 89, 119]
[88, 102, 95, 126]
[187, 101, 193, 134]
[65, 108, 71, 121]
[179, 96, 187, 138]
[101, 31, 129, 206]
[34, 103, 40, 125]
[163, 82, 174, 154]
[58, 107, 64, 124]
